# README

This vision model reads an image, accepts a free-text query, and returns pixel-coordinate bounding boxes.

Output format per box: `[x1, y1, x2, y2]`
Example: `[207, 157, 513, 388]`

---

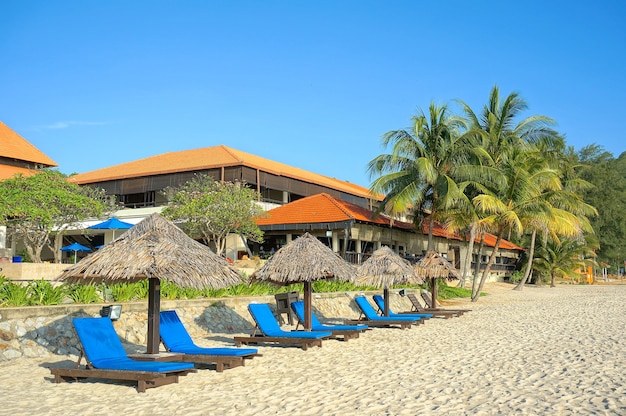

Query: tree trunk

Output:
[472, 232, 503, 302]
[458, 224, 477, 288]
[514, 229, 537, 291]
[426, 217, 435, 251]
[550, 272, 556, 287]
[471, 233, 486, 299]
[53, 233, 64, 263]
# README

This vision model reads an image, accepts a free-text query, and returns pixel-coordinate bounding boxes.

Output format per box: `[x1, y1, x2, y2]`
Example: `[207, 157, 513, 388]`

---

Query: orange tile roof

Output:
[0, 121, 57, 167]
[0, 165, 36, 180]
[256, 193, 412, 228]
[69, 144, 376, 200]
[481, 233, 524, 251]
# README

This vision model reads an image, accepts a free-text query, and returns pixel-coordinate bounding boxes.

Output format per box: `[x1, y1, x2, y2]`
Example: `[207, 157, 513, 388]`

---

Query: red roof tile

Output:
[481, 233, 524, 250]
[0, 122, 57, 167]
[0, 165, 35, 180]
[258, 193, 425, 232]
[69, 145, 375, 200]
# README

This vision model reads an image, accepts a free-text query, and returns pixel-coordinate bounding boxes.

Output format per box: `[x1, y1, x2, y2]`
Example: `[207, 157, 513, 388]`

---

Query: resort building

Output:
[0, 123, 521, 279]
[0, 122, 58, 260]
[68, 145, 522, 278]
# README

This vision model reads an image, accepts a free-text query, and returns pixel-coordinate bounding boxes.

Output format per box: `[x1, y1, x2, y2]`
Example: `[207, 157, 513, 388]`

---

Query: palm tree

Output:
[367, 102, 467, 251]
[457, 86, 563, 300]
[514, 144, 598, 290]
[533, 237, 597, 286]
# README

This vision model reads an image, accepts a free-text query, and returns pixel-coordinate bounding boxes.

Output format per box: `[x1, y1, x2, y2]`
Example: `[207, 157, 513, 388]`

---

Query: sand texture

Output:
[2, 283, 626, 415]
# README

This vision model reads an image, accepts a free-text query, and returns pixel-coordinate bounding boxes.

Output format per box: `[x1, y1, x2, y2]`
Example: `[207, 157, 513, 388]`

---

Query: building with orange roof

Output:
[0, 121, 57, 180]
[66, 144, 520, 280]
[70, 144, 378, 210]
[254, 192, 521, 277]
[0, 121, 58, 260]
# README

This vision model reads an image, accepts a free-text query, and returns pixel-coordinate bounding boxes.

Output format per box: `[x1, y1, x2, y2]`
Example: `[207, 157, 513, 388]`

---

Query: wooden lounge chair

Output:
[233, 303, 332, 350]
[290, 300, 368, 341]
[371, 294, 433, 322]
[421, 291, 471, 315]
[159, 310, 261, 372]
[49, 317, 195, 393]
[343, 296, 418, 329]
[402, 293, 461, 318]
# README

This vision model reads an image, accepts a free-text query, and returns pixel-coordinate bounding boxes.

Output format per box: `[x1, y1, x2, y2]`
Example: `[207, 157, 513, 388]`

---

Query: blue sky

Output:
[1, 1, 624, 188]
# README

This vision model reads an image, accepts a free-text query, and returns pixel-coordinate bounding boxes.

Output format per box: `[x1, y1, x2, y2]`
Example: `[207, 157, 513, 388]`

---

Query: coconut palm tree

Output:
[514, 145, 598, 290]
[367, 102, 467, 251]
[456, 86, 564, 300]
[533, 237, 597, 286]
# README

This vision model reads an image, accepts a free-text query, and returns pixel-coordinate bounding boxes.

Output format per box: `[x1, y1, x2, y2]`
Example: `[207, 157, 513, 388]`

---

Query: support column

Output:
[332, 233, 340, 253]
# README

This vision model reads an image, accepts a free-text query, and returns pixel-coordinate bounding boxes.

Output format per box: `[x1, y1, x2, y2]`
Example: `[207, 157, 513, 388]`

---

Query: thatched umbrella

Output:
[356, 246, 423, 316]
[414, 250, 460, 308]
[57, 213, 242, 354]
[251, 232, 356, 331]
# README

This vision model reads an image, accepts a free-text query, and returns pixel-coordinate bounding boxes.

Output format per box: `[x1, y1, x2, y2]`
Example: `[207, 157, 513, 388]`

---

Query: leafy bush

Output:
[67, 284, 102, 304]
[0, 276, 30, 307]
[27, 279, 67, 305]
[509, 270, 524, 283]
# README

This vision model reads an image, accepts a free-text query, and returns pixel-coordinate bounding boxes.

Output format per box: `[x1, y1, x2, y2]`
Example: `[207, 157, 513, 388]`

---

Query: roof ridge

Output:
[319, 193, 357, 220]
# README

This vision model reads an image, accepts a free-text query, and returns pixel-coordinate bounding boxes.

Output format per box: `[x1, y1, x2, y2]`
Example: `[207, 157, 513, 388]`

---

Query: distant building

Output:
[0, 122, 58, 259]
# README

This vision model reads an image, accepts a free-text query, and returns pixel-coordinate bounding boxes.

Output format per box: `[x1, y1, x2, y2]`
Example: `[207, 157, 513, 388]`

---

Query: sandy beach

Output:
[2, 282, 626, 415]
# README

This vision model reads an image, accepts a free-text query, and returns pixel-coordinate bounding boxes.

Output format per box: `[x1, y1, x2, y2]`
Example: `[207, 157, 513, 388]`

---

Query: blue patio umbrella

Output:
[88, 217, 134, 241]
[61, 242, 91, 264]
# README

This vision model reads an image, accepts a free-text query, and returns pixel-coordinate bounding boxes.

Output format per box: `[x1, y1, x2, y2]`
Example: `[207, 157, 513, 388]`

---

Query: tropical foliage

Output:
[161, 174, 265, 256]
[0, 170, 116, 262]
[368, 85, 600, 300]
[0, 275, 447, 307]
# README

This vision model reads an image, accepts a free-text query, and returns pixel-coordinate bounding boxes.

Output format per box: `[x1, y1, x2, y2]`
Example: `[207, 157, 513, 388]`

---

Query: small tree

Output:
[0, 170, 115, 262]
[161, 174, 264, 256]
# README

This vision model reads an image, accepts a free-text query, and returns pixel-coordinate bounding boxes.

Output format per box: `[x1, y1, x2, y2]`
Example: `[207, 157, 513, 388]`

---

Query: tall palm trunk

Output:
[458, 224, 477, 288]
[426, 217, 435, 251]
[471, 232, 486, 298]
[514, 229, 537, 291]
[472, 231, 503, 302]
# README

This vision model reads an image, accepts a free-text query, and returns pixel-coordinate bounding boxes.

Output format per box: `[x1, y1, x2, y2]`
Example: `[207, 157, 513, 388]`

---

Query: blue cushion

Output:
[73, 317, 193, 372]
[160, 310, 258, 356]
[248, 303, 331, 339]
[372, 295, 433, 319]
[291, 300, 368, 331]
[354, 296, 418, 322]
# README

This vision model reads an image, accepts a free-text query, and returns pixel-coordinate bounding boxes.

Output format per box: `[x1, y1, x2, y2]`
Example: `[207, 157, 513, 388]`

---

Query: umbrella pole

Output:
[147, 277, 161, 354]
[304, 281, 312, 331]
[383, 286, 390, 317]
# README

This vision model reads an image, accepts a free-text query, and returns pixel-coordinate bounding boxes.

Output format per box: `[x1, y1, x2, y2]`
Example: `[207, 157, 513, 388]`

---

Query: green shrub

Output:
[67, 284, 102, 304]
[0, 277, 30, 307]
[509, 270, 524, 283]
[27, 279, 67, 305]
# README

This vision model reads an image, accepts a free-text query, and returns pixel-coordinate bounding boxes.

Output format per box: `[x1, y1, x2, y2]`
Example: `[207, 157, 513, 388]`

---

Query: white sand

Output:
[2, 283, 626, 416]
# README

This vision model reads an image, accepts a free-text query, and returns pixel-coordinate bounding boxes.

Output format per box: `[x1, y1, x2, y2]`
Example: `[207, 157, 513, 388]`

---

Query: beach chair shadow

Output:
[233, 303, 332, 350]
[48, 317, 196, 393]
[160, 310, 261, 372]
[289, 300, 368, 341]
[371, 294, 433, 323]
[343, 296, 418, 329]
[420, 291, 470, 315]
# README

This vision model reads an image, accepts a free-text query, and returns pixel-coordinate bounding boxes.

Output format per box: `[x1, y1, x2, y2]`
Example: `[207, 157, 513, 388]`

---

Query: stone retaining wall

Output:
[0, 291, 417, 361]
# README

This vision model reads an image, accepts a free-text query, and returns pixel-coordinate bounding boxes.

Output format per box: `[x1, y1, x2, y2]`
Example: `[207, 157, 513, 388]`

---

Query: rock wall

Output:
[0, 291, 417, 361]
